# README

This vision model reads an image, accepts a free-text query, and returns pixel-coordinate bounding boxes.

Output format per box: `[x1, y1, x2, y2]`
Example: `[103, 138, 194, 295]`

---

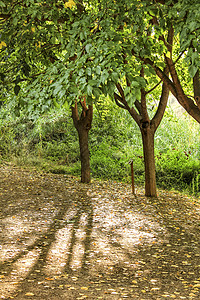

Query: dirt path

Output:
[0, 164, 200, 299]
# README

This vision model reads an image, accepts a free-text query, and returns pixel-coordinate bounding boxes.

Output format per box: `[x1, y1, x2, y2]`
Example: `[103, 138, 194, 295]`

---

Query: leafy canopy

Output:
[1, 0, 200, 121]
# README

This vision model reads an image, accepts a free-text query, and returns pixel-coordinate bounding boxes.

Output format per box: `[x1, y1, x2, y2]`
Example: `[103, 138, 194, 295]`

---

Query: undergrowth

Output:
[0, 103, 200, 196]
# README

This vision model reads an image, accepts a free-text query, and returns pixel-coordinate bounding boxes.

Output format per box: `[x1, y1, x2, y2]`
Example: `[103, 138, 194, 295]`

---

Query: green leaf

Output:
[58, 89, 66, 99]
[100, 70, 109, 84]
[111, 72, 119, 83]
[78, 69, 84, 76]
[13, 17, 18, 26]
[124, 86, 131, 96]
[135, 89, 141, 101]
[131, 81, 140, 88]
[85, 44, 92, 53]
[86, 67, 92, 76]
[188, 21, 197, 32]
[107, 81, 115, 96]
[0, 1, 6, 7]
[96, 66, 101, 75]
[87, 85, 93, 96]
[53, 84, 62, 95]
[80, 31, 84, 40]
[191, 52, 198, 65]
[88, 79, 99, 86]
[93, 87, 101, 97]
[188, 65, 198, 78]
[53, 99, 60, 108]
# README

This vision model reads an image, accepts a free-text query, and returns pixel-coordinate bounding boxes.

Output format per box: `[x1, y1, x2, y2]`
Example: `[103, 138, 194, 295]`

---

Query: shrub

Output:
[156, 148, 200, 192]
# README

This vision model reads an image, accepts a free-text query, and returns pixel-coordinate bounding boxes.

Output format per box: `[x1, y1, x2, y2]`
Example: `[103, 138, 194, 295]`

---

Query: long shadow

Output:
[0, 185, 94, 299]
[1, 172, 199, 299]
[0, 198, 70, 275]
[64, 192, 94, 273]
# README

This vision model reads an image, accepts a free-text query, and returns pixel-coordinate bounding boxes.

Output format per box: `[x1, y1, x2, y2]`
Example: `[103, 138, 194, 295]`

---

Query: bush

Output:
[156, 148, 200, 192]
[0, 99, 200, 195]
[0, 124, 15, 159]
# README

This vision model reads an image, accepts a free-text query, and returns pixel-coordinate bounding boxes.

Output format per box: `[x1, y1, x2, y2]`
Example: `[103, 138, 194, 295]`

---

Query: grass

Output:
[0, 104, 200, 196]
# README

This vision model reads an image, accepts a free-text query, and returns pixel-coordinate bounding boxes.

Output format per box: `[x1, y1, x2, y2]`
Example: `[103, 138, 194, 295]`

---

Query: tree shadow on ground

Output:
[0, 167, 94, 299]
[102, 190, 200, 299]
[0, 166, 200, 299]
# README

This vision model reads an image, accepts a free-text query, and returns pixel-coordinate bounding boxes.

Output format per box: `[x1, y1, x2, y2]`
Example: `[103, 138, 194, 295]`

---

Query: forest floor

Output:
[0, 163, 200, 300]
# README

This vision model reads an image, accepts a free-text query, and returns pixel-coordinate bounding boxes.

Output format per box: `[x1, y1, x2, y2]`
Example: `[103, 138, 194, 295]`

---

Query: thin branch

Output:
[134, 100, 142, 115]
[80, 97, 88, 112]
[174, 51, 185, 65]
[114, 92, 127, 109]
[116, 83, 125, 100]
[146, 80, 162, 94]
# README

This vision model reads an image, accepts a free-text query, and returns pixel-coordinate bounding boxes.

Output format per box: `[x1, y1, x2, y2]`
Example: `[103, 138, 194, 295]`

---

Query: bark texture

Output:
[71, 100, 93, 183]
[114, 68, 170, 197]
[193, 70, 200, 110]
[141, 127, 156, 197]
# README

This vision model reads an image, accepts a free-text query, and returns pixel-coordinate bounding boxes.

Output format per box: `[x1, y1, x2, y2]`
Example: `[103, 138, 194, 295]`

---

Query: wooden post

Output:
[129, 160, 135, 195]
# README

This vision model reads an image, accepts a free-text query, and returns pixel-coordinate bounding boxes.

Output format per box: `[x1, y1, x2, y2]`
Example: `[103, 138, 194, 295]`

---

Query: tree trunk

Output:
[77, 127, 91, 183]
[141, 127, 157, 197]
[71, 101, 93, 183]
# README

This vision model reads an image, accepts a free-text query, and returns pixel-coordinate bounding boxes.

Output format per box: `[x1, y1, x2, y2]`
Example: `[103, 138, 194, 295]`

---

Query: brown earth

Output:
[0, 163, 200, 299]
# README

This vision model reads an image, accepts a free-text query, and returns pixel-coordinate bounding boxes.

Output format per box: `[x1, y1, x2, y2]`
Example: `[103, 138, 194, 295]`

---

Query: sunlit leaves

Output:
[64, 0, 76, 9]
[1, 0, 200, 122]
[0, 41, 7, 49]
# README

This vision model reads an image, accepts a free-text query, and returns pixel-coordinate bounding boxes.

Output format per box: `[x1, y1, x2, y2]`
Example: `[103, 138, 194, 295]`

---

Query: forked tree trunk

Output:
[114, 26, 172, 197]
[77, 126, 91, 183]
[141, 127, 157, 197]
[71, 100, 93, 183]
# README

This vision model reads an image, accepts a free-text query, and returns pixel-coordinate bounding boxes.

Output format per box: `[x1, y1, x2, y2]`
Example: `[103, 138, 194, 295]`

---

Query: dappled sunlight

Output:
[44, 210, 90, 275]
[0, 166, 200, 299]
[0, 204, 56, 265]
[0, 189, 167, 298]
[0, 249, 40, 299]
[45, 225, 74, 275]
[0, 215, 39, 264]
[69, 213, 88, 271]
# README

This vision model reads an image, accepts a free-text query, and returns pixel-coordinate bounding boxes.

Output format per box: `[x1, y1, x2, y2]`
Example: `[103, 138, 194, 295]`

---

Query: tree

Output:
[128, 0, 200, 123]
[113, 73, 170, 197]
[0, 0, 172, 195]
[0, 0, 95, 183]
[71, 99, 93, 183]
[3, 0, 195, 196]
[37, 0, 173, 196]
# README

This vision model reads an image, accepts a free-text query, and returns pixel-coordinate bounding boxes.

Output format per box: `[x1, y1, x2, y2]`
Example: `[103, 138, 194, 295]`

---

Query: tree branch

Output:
[114, 93, 127, 109]
[71, 100, 79, 129]
[193, 70, 200, 109]
[115, 83, 141, 125]
[134, 99, 142, 115]
[151, 25, 173, 130]
[116, 83, 126, 100]
[146, 80, 162, 94]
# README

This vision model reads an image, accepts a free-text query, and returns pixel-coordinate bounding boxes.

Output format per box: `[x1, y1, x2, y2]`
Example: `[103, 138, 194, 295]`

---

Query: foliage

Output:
[0, 122, 15, 158]
[156, 148, 200, 191]
[0, 100, 200, 194]
[0, 0, 200, 195]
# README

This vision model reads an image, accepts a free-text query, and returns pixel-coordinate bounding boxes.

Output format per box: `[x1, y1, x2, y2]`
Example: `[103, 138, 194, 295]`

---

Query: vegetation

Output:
[0, 0, 200, 196]
[0, 99, 199, 195]
[1, 3, 200, 299]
